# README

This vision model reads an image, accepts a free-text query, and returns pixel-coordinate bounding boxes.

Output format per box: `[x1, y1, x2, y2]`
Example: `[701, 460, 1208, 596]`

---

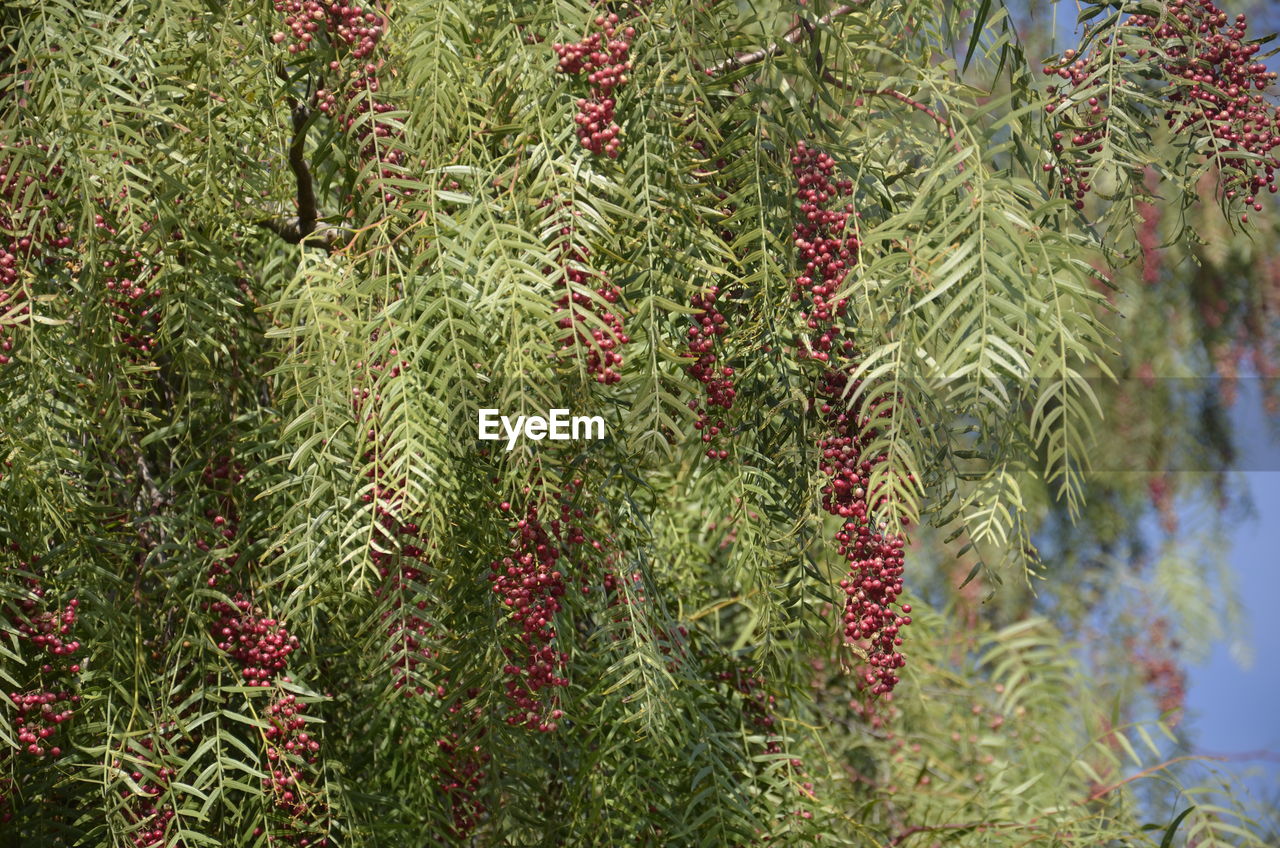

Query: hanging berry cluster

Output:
[540, 198, 629, 384]
[5, 559, 81, 759]
[787, 142, 911, 696]
[271, 1, 406, 200]
[1044, 0, 1280, 219]
[115, 741, 177, 848]
[210, 598, 300, 687]
[683, 138, 744, 459]
[790, 142, 859, 361]
[0, 144, 72, 366]
[686, 286, 735, 459]
[1131, 617, 1187, 723]
[552, 14, 636, 158]
[354, 344, 439, 696]
[91, 200, 171, 361]
[436, 697, 490, 840]
[207, 586, 328, 843]
[816, 371, 912, 697]
[489, 481, 596, 731]
[198, 457, 248, 590]
[258, 693, 330, 847]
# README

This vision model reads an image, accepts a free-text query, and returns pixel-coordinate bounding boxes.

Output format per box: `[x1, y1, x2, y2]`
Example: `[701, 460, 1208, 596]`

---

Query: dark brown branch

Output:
[289, 103, 318, 238]
[257, 68, 346, 251]
[707, 4, 861, 75]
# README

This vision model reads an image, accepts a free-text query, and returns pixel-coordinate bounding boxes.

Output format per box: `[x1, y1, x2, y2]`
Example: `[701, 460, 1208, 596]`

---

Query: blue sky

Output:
[1181, 466, 1280, 815]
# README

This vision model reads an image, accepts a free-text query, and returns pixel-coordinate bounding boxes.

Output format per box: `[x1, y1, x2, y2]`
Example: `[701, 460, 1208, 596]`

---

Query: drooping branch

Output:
[707, 4, 861, 75]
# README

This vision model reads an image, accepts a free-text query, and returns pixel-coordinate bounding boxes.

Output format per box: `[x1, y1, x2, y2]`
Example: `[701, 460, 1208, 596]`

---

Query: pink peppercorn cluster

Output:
[785, 143, 911, 695]
[0, 144, 72, 365]
[209, 597, 300, 687]
[684, 138, 743, 460]
[686, 286, 735, 460]
[1044, 0, 1280, 220]
[790, 142, 859, 362]
[197, 457, 248, 589]
[436, 699, 489, 840]
[541, 198, 629, 384]
[353, 345, 439, 696]
[1131, 617, 1187, 724]
[271, 1, 406, 203]
[258, 693, 330, 846]
[489, 482, 596, 731]
[195, 459, 277, 687]
[7, 563, 81, 758]
[92, 206, 169, 359]
[552, 14, 637, 157]
[115, 742, 177, 847]
[817, 371, 912, 697]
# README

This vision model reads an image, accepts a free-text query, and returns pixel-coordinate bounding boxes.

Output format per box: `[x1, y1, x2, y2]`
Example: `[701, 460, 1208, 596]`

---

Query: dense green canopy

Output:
[2, 0, 1276, 844]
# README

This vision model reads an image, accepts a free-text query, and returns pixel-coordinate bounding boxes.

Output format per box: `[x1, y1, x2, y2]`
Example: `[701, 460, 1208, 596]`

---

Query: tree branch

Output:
[256, 69, 347, 251]
[707, 4, 862, 75]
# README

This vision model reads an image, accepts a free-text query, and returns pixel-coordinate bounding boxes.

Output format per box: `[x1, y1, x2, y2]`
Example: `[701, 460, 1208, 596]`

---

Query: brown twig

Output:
[886, 822, 993, 847]
[819, 71, 967, 172]
[707, 4, 862, 75]
[257, 68, 346, 250]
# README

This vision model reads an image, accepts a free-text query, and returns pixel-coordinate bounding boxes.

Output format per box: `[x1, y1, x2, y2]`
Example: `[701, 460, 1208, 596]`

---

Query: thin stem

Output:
[707, 4, 862, 75]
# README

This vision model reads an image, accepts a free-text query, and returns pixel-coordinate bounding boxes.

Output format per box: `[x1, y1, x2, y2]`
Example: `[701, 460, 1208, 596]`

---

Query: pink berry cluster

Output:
[92, 209, 165, 358]
[1044, 0, 1280, 219]
[719, 664, 784, 756]
[259, 693, 330, 846]
[272, 0, 384, 59]
[489, 482, 595, 731]
[790, 142, 859, 361]
[686, 286, 735, 460]
[1131, 617, 1187, 723]
[541, 198, 629, 384]
[0, 144, 72, 365]
[271, 1, 407, 203]
[198, 458, 248, 589]
[354, 346, 439, 696]
[786, 143, 911, 695]
[436, 699, 489, 839]
[816, 371, 912, 697]
[552, 14, 636, 157]
[209, 598, 300, 687]
[375, 558, 435, 697]
[115, 743, 177, 847]
[7, 564, 81, 758]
